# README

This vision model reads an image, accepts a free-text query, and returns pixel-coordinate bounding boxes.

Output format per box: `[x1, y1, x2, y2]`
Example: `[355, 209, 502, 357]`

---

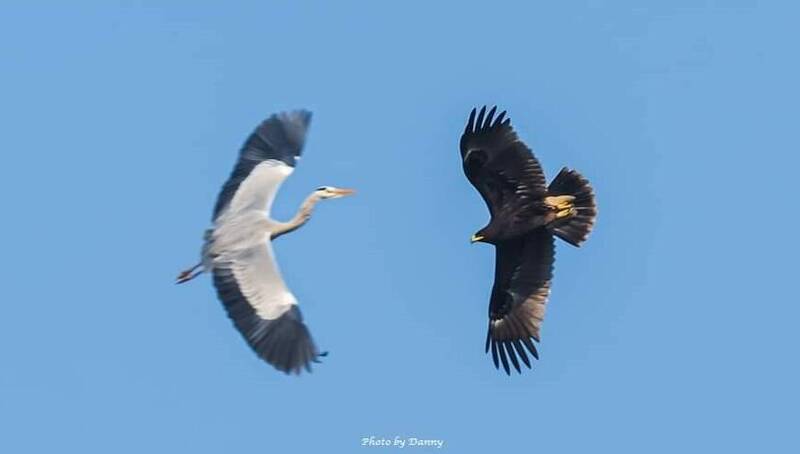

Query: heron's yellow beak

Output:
[332, 188, 356, 197]
[471, 234, 484, 243]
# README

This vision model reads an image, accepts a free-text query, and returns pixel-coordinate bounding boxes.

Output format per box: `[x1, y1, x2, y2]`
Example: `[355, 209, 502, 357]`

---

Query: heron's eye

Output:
[316, 186, 327, 191]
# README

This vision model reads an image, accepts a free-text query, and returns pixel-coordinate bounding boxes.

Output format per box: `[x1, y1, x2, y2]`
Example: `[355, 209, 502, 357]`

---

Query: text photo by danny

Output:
[361, 436, 445, 449]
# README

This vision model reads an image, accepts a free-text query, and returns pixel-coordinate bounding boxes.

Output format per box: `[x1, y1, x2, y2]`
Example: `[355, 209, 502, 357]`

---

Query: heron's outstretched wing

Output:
[212, 110, 312, 220]
[460, 106, 548, 225]
[486, 229, 555, 374]
[211, 240, 321, 374]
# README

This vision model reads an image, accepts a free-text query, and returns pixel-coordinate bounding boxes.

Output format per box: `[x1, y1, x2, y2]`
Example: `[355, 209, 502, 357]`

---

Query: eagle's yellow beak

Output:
[470, 234, 484, 243]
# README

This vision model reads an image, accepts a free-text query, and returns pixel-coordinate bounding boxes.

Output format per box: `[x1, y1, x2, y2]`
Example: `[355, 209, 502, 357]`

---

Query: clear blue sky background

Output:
[1, 1, 797, 453]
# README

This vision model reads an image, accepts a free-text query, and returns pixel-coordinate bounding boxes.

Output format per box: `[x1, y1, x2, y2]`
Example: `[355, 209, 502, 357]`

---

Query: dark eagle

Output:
[460, 106, 597, 375]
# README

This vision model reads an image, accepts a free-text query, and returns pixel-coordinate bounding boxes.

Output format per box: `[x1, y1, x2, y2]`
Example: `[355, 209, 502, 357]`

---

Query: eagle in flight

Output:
[460, 106, 597, 374]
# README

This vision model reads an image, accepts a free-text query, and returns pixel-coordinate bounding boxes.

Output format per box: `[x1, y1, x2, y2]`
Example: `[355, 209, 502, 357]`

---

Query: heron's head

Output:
[315, 186, 356, 199]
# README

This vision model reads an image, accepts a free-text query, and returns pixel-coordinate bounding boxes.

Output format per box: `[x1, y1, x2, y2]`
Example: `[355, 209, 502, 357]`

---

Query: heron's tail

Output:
[546, 167, 597, 247]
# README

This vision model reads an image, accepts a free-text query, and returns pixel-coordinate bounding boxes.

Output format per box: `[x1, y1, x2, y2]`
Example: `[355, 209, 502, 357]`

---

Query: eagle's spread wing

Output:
[486, 229, 555, 374]
[459, 106, 548, 225]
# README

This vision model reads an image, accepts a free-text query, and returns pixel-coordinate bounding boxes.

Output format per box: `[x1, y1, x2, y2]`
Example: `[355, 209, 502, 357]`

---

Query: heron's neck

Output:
[270, 192, 322, 240]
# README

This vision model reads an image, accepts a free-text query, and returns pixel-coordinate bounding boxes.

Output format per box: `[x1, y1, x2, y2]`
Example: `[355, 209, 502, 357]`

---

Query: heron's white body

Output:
[203, 160, 298, 321]
[184, 110, 350, 374]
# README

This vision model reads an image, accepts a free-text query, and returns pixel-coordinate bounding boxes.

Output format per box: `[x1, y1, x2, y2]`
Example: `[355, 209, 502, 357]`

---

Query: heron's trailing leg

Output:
[176, 263, 203, 284]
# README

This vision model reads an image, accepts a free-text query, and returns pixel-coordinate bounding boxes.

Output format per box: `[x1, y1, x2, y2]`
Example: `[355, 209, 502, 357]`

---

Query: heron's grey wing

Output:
[211, 240, 320, 374]
[486, 229, 555, 374]
[212, 110, 312, 220]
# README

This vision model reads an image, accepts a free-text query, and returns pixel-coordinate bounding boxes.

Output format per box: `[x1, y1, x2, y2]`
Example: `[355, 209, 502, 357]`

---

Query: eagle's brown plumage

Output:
[460, 106, 597, 374]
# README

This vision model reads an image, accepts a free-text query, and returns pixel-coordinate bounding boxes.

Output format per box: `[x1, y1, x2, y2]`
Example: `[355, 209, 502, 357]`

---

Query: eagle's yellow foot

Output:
[555, 206, 577, 219]
[545, 195, 576, 220]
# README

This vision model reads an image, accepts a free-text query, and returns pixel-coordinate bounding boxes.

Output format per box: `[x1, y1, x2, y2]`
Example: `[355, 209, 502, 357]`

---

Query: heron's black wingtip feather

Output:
[212, 109, 313, 219]
[213, 267, 321, 375]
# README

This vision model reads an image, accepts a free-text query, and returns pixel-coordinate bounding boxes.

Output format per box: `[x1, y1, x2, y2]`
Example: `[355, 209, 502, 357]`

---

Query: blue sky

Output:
[1, 1, 797, 452]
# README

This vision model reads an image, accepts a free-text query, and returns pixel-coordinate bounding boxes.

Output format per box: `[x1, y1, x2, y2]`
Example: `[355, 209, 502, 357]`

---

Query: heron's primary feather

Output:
[213, 110, 312, 220]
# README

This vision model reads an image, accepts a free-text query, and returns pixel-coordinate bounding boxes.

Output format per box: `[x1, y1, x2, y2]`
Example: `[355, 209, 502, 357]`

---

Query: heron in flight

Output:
[460, 106, 597, 375]
[176, 110, 355, 374]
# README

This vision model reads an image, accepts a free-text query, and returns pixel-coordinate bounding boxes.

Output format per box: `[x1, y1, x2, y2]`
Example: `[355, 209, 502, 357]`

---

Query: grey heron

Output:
[176, 110, 355, 374]
[460, 106, 597, 374]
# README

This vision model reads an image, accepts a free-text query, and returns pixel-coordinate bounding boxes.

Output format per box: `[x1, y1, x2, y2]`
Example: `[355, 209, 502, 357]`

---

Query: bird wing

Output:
[460, 106, 548, 220]
[212, 110, 312, 221]
[486, 229, 555, 374]
[211, 240, 321, 374]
